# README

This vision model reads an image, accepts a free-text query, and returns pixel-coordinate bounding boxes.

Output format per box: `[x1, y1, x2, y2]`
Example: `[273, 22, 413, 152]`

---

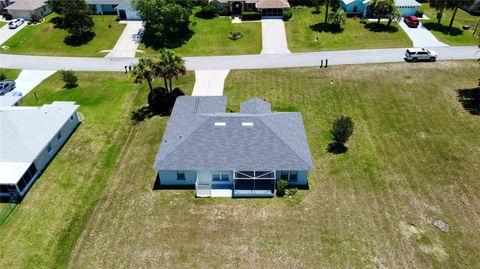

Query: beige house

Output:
[210, 0, 290, 17]
[4, 0, 52, 20]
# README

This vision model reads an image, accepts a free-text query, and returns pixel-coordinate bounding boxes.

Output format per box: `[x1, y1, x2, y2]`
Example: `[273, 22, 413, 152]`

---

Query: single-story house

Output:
[3, 0, 52, 20]
[209, 0, 290, 17]
[153, 96, 314, 198]
[340, 0, 421, 17]
[86, 0, 140, 20]
[0, 101, 80, 199]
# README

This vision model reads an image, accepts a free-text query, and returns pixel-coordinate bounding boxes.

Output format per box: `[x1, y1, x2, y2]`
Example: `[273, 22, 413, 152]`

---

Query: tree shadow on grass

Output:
[364, 23, 399, 33]
[310, 23, 344, 34]
[64, 31, 96, 46]
[423, 22, 463, 36]
[327, 143, 348, 154]
[141, 27, 194, 51]
[457, 87, 480, 115]
[50, 16, 66, 29]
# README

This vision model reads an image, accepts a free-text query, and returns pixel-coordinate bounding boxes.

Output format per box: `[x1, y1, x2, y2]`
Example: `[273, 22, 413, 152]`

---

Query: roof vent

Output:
[242, 122, 253, 127]
[214, 122, 226, 126]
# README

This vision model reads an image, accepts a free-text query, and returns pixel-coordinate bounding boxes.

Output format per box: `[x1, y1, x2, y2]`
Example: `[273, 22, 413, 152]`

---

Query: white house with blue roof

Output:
[153, 96, 314, 198]
[340, 0, 421, 17]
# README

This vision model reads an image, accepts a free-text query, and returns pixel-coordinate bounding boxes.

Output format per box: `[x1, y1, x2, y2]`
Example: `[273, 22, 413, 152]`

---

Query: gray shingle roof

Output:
[153, 96, 313, 171]
[5, 0, 46, 11]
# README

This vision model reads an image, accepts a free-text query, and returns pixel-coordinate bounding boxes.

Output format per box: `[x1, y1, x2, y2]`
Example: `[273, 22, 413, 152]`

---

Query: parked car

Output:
[8, 18, 24, 29]
[404, 16, 419, 28]
[0, 80, 16, 95]
[404, 48, 437, 62]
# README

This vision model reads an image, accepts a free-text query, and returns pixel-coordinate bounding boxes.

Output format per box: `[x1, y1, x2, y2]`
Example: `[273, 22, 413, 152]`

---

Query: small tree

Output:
[369, 0, 395, 24]
[131, 57, 157, 92]
[329, 8, 347, 30]
[331, 116, 354, 146]
[276, 179, 288, 197]
[158, 49, 187, 93]
[59, 70, 78, 88]
[386, 7, 401, 28]
[313, 0, 324, 14]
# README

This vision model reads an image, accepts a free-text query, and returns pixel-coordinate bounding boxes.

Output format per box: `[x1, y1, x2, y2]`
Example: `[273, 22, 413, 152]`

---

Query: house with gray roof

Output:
[209, 0, 290, 17]
[0, 101, 80, 199]
[153, 96, 313, 198]
[86, 0, 140, 20]
[3, 0, 52, 20]
[340, 0, 421, 17]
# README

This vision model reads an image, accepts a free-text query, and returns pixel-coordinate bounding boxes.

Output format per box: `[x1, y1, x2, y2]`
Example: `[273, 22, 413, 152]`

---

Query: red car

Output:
[404, 16, 419, 28]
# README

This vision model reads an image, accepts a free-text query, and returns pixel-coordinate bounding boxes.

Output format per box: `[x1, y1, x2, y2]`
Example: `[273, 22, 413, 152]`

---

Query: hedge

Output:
[242, 11, 261, 20]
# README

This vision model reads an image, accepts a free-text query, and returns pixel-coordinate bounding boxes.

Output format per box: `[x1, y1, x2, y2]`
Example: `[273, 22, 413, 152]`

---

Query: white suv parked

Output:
[405, 48, 437, 62]
[8, 18, 24, 29]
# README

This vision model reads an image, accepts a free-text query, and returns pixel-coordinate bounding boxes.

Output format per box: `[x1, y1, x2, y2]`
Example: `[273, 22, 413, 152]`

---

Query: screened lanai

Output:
[233, 171, 275, 197]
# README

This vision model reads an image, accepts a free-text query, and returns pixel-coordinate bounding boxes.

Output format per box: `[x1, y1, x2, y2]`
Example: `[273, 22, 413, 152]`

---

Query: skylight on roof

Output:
[242, 122, 254, 127]
[214, 122, 226, 126]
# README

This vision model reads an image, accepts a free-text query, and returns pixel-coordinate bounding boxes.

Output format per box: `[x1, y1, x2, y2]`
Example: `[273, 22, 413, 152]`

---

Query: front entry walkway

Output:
[0, 22, 27, 45]
[261, 19, 290, 54]
[106, 21, 143, 58]
[398, 20, 448, 48]
[192, 69, 230, 96]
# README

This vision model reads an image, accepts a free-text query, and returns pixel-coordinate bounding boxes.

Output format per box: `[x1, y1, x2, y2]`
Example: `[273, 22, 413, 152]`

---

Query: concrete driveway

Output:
[399, 20, 448, 47]
[13, 70, 56, 96]
[192, 70, 230, 96]
[106, 21, 143, 58]
[261, 19, 290, 54]
[0, 22, 27, 45]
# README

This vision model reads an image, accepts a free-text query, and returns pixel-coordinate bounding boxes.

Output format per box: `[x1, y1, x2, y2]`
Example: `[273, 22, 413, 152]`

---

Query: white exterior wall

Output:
[275, 170, 309, 186]
[159, 170, 196, 185]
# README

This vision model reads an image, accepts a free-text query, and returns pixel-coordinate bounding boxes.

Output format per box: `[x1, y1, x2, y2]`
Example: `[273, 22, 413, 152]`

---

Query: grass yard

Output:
[67, 61, 480, 268]
[421, 4, 479, 46]
[0, 71, 194, 269]
[138, 13, 261, 57]
[1, 14, 126, 57]
[286, 7, 412, 52]
[0, 68, 21, 80]
[0, 21, 6, 28]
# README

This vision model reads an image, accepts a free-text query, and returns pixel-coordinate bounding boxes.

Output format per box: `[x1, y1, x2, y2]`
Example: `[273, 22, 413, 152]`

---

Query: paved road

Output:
[106, 21, 143, 58]
[0, 22, 27, 45]
[398, 20, 448, 48]
[261, 19, 290, 54]
[1, 46, 478, 71]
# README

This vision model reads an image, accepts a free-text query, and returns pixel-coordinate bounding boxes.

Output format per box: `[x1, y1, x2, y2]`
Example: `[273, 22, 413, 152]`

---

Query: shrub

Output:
[31, 13, 41, 24]
[241, 11, 261, 20]
[331, 116, 354, 146]
[286, 187, 298, 196]
[218, 6, 231, 16]
[415, 9, 424, 18]
[228, 31, 242, 40]
[2, 11, 13, 20]
[276, 179, 288, 197]
[196, 4, 217, 19]
[59, 70, 78, 88]
[283, 8, 293, 21]
[0, 72, 6, 81]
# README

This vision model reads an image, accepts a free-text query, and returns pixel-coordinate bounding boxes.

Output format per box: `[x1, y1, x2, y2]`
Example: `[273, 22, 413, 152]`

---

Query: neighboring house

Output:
[340, 0, 421, 17]
[3, 0, 52, 20]
[0, 100, 80, 199]
[210, 0, 290, 17]
[153, 96, 314, 198]
[86, 0, 140, 20]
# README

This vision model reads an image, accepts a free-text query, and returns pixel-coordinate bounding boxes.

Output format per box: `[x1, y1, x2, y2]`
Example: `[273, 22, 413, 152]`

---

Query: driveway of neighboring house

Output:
[192, 70, 230, 96]
[0, 22, 27, 45]
[13, 70, 56, 96]
[261, 19, 290, 54]
[399, 20, 448, 47]
[106, 21, 143, 58]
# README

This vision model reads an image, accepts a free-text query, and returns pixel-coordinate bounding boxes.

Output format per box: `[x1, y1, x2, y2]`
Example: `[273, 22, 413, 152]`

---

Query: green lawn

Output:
[1, 14, 126, 57]
[0, 68, 21, 80]
[138, 13, 262, 57]
[0, 21, 6, 28]
[62, 62, 480, 268]
[421, 4, 479, 46]
[0, 71, 194, 268]
[286, 7, 412, 52]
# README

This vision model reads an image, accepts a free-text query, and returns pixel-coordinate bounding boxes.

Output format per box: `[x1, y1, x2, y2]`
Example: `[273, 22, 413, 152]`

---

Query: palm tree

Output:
[131, 57, 156, 92]
[386, 7, 401, 28]
[329, 8, 347, 30]
[158, 49, 187, 93]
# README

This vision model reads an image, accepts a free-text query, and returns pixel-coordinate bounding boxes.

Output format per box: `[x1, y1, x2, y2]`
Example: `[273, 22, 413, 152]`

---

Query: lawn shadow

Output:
[64, 31, 96, 46]
[364, 23, 399, 33]
[327, 142, 348, 154]
[152, 174, 194, 190]
[457, 87, 480, 115]
[141, 27, 194, 51]
[50, 16, 66, 29]
[423, 22, 463, 36]
[310, 22, 344, 34]
[131, 105, 170, 124]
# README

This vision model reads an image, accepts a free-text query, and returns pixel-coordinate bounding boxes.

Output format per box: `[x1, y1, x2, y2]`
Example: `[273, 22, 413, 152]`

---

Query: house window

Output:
[212, 171, 229, 181]
[47, 144, 52, 153]
[70, 115, 75, 121]
[176, 171, 186, 180]
[56, 132, 62, 141]
[279, 171, 298, 182]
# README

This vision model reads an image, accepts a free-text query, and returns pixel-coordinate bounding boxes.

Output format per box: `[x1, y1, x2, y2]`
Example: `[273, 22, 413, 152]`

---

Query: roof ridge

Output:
[258, 116, 314, 169]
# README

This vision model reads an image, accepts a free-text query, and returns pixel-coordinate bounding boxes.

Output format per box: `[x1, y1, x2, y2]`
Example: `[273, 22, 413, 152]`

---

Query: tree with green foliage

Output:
[158, 49, 187, 93]
[386, 7, 401, 28]
[369, 0, 395, 24]
[131, 57, 157, 92]
[276, 179, 288, 197]
[46, 0, 94, 36]
[324, 0, 340, 26]
[132, 0, 193, 48]
[313, 0, 324, 14]
[429, 0, 446, 25]
[59, 70, 78, 88]
[447, 0, 474, 28]
[329, 8, 347, 30]
[331, 116, 354, 147]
